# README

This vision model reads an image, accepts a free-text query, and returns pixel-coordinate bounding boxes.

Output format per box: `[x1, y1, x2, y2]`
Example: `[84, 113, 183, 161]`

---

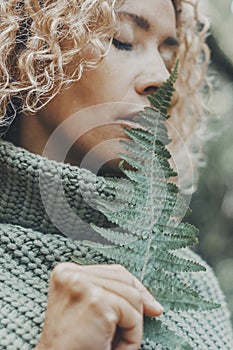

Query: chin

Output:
[67, 138, 133, 177]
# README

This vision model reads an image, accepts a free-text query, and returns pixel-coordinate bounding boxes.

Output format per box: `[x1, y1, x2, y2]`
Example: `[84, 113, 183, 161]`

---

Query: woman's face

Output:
[33, 0, 178, 175]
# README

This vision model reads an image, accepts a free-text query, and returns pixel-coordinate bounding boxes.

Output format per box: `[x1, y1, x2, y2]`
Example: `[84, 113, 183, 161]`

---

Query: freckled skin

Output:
[19, 0, 177, 175]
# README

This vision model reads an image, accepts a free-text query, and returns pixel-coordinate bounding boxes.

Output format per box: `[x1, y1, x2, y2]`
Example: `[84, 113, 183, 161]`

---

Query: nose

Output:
[135, 50, 170, 96]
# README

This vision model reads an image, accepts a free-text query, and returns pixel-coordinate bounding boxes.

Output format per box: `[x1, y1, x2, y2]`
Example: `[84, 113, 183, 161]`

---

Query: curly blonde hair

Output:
[0, 0, 210, 192]
[170, 0, 210, 193]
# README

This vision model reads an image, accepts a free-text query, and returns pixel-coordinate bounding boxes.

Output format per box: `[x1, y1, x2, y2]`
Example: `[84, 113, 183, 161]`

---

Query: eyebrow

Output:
[119, 11, 150, 31]
[118, 11, 179, 47]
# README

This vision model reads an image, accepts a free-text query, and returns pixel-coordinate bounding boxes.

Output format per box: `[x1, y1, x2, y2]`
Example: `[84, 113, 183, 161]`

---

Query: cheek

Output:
[95, 54, 135, 99]
[104, 52, 131, 76]
[82, 67, 120, 103]
[66, 124, 127, 164]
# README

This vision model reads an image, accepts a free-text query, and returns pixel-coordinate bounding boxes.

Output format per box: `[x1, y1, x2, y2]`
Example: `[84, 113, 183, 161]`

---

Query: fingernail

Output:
[151, 300, 164, 313]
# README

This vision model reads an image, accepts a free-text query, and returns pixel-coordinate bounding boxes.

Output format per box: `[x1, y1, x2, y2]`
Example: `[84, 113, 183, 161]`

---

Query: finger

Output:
[114, 340, 141, 350]
[109, 292, 143, 350]
[78, 264, 164, 316]
[56, 263, 163, 316]
[87, 276, 144, 314]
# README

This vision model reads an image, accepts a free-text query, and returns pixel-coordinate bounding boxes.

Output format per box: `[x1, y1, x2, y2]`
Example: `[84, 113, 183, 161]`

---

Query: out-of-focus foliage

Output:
[189, 0, 233, 324]
[204, 0, 233, 65]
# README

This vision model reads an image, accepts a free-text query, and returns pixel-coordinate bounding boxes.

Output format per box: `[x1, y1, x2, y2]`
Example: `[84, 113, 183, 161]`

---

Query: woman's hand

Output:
[35, 262, 164, 350]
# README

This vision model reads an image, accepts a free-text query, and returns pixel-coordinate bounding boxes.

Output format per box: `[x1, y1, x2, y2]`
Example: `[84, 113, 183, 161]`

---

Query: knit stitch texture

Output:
[0, 140, 233, 350]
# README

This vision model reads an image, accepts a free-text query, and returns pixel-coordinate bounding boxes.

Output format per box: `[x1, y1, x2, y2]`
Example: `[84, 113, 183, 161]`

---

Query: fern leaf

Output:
[122, 128, 171, 158]
[134, 108, 171, 143]
[149, 287, 219, 312]
[151, 232, 198, 250]
[155, 221, 199, 238]
[73, 61, 219, 349]
[90, 224, 135, 247]
[149, 250, 206, 273]
[143, 318, 192, 350]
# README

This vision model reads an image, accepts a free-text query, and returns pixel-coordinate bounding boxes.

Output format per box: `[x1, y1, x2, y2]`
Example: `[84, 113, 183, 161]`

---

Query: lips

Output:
[115, 111, 146, 130]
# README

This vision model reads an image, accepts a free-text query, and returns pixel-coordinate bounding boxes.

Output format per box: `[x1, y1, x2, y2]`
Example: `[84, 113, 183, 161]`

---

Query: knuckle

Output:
[87, 286, 105, 308]
[51, 262, 75, 280]
[134, 289, 143, 309]
[51, 263, 69, 283]
[89, 287, 104, 305]
[51, 262, 84, 291]
[130, 276, 136, 287]
[115, 264, 127, 272]
[103, 311, 118, 330]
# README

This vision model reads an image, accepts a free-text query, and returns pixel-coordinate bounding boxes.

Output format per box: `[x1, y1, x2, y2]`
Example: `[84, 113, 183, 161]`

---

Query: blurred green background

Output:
[189, 0, 233, 324]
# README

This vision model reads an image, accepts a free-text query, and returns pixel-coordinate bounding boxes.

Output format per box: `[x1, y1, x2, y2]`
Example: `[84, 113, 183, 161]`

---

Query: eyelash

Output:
[112, 38, 133, 52]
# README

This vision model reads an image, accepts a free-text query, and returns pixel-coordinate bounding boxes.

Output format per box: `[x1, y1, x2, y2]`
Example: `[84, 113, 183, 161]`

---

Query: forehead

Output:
[118, 0, 176, 35]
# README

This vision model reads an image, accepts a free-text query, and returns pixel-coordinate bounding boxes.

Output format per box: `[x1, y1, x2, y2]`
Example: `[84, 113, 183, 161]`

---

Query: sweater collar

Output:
[0, 139, 110, 241]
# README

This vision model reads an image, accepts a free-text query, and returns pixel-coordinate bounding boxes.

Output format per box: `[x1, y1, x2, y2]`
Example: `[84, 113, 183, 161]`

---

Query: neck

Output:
[18, 112, 51, 156]
[18, 112, 78, 166]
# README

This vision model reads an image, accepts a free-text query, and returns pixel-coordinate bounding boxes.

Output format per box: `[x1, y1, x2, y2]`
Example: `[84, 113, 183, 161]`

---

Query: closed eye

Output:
[112, 38, 133, 52]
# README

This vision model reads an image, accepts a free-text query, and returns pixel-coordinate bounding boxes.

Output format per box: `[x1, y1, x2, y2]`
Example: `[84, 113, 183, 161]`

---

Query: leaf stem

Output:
[140, 123, 158, 282]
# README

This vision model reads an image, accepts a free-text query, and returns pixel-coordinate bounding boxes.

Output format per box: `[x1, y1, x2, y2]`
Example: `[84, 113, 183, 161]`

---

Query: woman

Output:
[0, 0, 232, 349]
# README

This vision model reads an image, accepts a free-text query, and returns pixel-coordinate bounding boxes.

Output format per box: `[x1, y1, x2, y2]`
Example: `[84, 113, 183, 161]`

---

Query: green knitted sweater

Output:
[0, 139, 232, 350]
